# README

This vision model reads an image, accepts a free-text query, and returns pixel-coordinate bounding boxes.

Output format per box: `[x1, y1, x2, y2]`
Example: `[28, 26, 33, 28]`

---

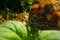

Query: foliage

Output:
[20, 0, 32, 12]
[0, 21, 60, 40]
[0, 27, 22, 40]
[0, 0, 32, 13]
[0, 0, 32, 20]
[39, 30, 60, 40]
[0, 20, 28, 40]
[0, 9, 9, 20]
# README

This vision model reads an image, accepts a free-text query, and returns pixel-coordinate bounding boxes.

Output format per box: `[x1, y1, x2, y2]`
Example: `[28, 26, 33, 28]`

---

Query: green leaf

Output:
[39, 30, 60, 40]
[0, 27, 22, 40]
[0, 20, 27, 40]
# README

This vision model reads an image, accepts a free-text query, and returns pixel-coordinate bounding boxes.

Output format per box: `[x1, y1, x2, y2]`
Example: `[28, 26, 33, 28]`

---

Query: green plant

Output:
[0, 21, 60, 40]
[20, 0, 32, 12]
[0, 20, 27, 40]
[39, 30, 60, 40]
[0, 27, 22, 40]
